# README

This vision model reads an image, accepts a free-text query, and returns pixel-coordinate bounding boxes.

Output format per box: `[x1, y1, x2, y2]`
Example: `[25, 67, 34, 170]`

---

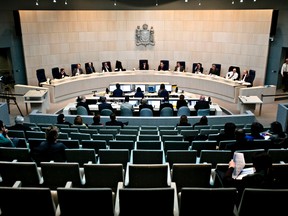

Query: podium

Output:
[24, 90, 48, 114]
[238, 96, 263, 114]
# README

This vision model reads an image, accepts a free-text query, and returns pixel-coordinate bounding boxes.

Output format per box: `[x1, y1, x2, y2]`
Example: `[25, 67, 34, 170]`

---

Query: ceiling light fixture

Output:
[53, 0, 56, 2]
[65, 0, 67, 5]
[36, 0, 39, 5]
[240, 0, 243, 2]
[155, 0, 158, 6]
[185, 0, 188, 2]
[232, 0, 235, 4]
[114, 0, 117, 6]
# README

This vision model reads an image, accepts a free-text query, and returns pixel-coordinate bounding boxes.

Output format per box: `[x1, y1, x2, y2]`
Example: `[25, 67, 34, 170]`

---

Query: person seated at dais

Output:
[72, 63, 84, 76]
[174, 62, 184, 72]
[193, 63, 203, 74]
[226, 68, 239, 80]
[208, 64, 220, 76]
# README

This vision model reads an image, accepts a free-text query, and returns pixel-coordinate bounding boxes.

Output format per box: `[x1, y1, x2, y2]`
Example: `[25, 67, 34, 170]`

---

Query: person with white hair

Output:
[8, 115, 30, 132]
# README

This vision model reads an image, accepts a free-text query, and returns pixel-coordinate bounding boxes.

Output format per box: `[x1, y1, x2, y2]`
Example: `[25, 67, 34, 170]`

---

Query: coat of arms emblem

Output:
[136, 24, 155, 47]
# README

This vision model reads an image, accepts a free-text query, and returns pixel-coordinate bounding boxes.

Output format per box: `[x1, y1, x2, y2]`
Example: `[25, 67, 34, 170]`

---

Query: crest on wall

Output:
[136, 24, 155, 47]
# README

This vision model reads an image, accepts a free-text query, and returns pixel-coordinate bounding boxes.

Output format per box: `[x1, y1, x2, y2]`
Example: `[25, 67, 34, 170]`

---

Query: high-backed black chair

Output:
[36, 68, 47, 86]
[51, 67, 60, 79]
[71, 64, 78, 74]
[102, 61, 112, 72]
[247, 69, 256, 87]
[228, 66, 241, 80]
[177, 61, 186, 71]
[115, 60, 125, 71]
[160, 60, 169, 71]
[85, 62, 95, 74]
[139, 59, 149, 70]
[213, 63, 221, 75]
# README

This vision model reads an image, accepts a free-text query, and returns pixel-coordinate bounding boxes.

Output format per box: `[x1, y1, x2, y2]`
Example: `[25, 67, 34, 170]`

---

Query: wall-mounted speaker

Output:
[13, 10, 22, 37]
[270, 10, 279, 37]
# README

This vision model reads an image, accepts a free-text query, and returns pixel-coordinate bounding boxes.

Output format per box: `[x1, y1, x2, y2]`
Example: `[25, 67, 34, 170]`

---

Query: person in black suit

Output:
[85, 62, 95, 74]
[105, 113, 127, 129]
[112, 83, 124, 97]
[72, 63, 84, 76]
[56, 114, 72, 126]
[194, 95, 210, 111]
[158, 61, 166, 71]
[98, 96, 114, 113]
[102, 62, 112, 72]
[158, 83, 169, 98]
[193, 63, 203, 74]
[208, 64, 220, 76]
[76, 95, 91, 115]
[140, 61, 149, 70]
[176, 94, 188, 110]
[59, 68, 69, 78]
[159, 96, 174, 112]
[139, 99, 153, 112]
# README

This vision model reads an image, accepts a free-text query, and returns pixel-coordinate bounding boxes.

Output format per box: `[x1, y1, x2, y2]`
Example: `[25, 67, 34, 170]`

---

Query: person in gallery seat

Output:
[176, 115, 191, 127]
[56, 114, 72, 126]
[106, 113, 128, 129]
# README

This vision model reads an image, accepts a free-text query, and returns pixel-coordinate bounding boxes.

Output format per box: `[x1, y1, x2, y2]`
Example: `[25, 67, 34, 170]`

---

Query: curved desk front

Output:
[41, 70, 248, 103]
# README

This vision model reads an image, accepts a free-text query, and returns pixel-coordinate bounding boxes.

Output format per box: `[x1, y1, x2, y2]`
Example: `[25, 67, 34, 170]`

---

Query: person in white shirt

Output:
[226, 68, 239, 80]
[281, 58, 288, 92]
[120, 96, 134, 111]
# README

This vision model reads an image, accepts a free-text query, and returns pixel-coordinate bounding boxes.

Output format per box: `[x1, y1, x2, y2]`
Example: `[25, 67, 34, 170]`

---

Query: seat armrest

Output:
[114, 181, 124, 216]
[65, 181, 73, 188]
[12, 180, 22, 188]
[171, 182, 179, 216]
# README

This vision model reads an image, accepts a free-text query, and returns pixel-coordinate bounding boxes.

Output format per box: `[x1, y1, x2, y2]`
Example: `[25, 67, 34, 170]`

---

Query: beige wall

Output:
[20, 10, 272, 87]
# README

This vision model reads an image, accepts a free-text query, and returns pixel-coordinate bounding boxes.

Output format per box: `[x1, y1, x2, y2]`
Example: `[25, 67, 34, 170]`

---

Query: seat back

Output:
[163, 141, 190, 154]
[136, 141, 162, 150]
[177, 61, 186, 71]
[197, 108, 210, 116]
[139, 108, 153, 116]
[51, 67, 60, 79]
[120, 107, 133, 116]
[65, 149, 97, 166]
[76, 106, 88, 115]
[71, 63, 78, 74]
[81, 140, 107, 154]
[109, 140, 135, 152]
[166, 150, 197, 168]
[0, 147, 32, 162]
[36, 68, 47, 86]
[191, 140, 218, 157]
[98, 149, 130, 168]
[177, 106, 190, 116]
[160, 107, 174, 116]
[57, 186, 114, 216]
[160, 60, 169, 70]
[268, 149, 288, 163]
[100, 108, 113, 116]
[247, 69, 256, 87]
[131, 149, 164, 164]
[199, 150, 232, 168]
[180, 187, 237, 216]
[139, 59, 149, 70]
[228, 66, 241, 80]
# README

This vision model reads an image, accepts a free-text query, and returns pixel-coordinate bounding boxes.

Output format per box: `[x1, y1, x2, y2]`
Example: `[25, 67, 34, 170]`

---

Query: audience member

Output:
[159, 96, 174, 113]
[91, 114, 103, 126]
[112, 83, 124, 97]
[193, 63, 203, 74]
[98, 96, 114, 113]
[208, 64, 220, 76]
[194, 95, 210, 111]
[85, 62, 95, 74]
[193, 116, 208, 129]
[140, 62, 149, 70]
[225, 128, 249, 153]
[266, 121, 287, 147]
[216, 122, 236, 145]
[176, 94, 188, 110]
[76, 95, 91, 115]
[139, 99, 153, 112]
[73, 115, 88, 128]
[245, 122, 265, 141]
[158, 83, 169, 98]
[60, 68, 69, 78]
[56, 114, 72, 126]
[105, 113, 127, 129]
[120, 96, 134, 111]
[72, 63, 84, 76]
[225, 68, 238, 80]
[174, 62, 184, 72]
[134, 87, 144, 98]
[8, 115, 30, 132]
[176, 115, 191, 127]
[102, 62, 112, 72]
[0, 120, 14, 147]
[32, 126, 67, 163]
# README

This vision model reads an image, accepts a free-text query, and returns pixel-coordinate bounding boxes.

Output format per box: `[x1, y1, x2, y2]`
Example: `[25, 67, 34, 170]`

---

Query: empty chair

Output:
[160, 107, 174, 116]
[26, 131, 46, 139]
[0, 181, 56, 216]
[123, 125, 140, 130]
[172, 163, 212, 192]
[199, 150, 232, 168]
[191, 140, 218, 157]
[211, 124, 225, 130]
[51, 67, 60, 79]
[271, 163, 288, 189]
[105, 125, 122, 133]
[70, 124, 87, 129]
[193, 125, 211, 131]
[218, 140, 237, 150]
[79, 128, 98, 137]
[27, 138, 46, 151]
[81, 140, 107, 155]
[109, 140, 135, 152]
[177, 106, 191, 116]
[115, 182, 178, 216]
[141, 125, 158, 130]
[65, 149, 97, 166]
[158, 125, 175, 131]
[136, 141, 162, 150]
[139, 129, 158, 135]
[57, 182, 114, 216]
[0, 161, 43, 187]
[76, 106, 88, 115]
[119, 129, 138, 135]
[139, 59, 149, 70]
[36, 68, 47, 86]
[60, 127, 79, 134]
[98, 149, 130, 168]
[84, 163, 124, 192]
[268, 148, 288, 163]
[162, 134, 184, 142]
[58, 139, 80, 149]
[159, 130, 178, 136]
[125, 163, 171, 188]
[163, 141, 190, 154]
[100, 108, 113, 116]
[197, 108, 210, 116]
[138, 134, 160, 141]
[57, 132, 69, 140]
[99, 128, 118, 139]
[237, 188, 288, 216]
[199, 128, 219, 136]
[120, 107, 133, 116]
[131, 149, 165, 164]
[139, 108, 153, 116]
[0, 147, 32, 162]
[92, 134, 114, 142]
[115, 134, 137, 142]
[7, 129, 26, 139]
[40, 162, 84, 190]
[70, 132, 91, 143]
[235, 149, 265, 163]
[166, 150, 197, 168]
[179, 187, 237, 216]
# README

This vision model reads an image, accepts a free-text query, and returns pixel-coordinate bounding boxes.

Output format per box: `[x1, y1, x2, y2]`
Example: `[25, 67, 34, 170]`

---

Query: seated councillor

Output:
[158, 83, 169, 98]
[60, 68, 69, 78]
[134, 87, 144, 98]
[174, 62, 184, 72]
[176, 115, 191, 127]
[105, 113, 127, 129]
[91, 114, 103, 126]
[33, 126, 67, 163]
[112, 83, 124, 97]
[241, 69, 251, 82]
[85, 62, 95, 74]
[139, 99, 153, 112]
[0, 120, 14, 147]
[176, 94, 188, 110]
[102, 62, 112, 72]
[76, 95, 91, 115]
[72, 63, 84, 76]
[120, 96, 134, 112]
[73, 115, 88, 128]
[140, 62, 149, 70]
[56, 114, 72, 126]
[194, 95, 210, 111]
[158, 61, 166, 71]
[208, 64, 220, 76]
[193, 116, 208, 129]
[98, 96, 114, 113]
[225, 68, 239, 80]
[159, 96, 174, 113]
[193, 63, 203, 74]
